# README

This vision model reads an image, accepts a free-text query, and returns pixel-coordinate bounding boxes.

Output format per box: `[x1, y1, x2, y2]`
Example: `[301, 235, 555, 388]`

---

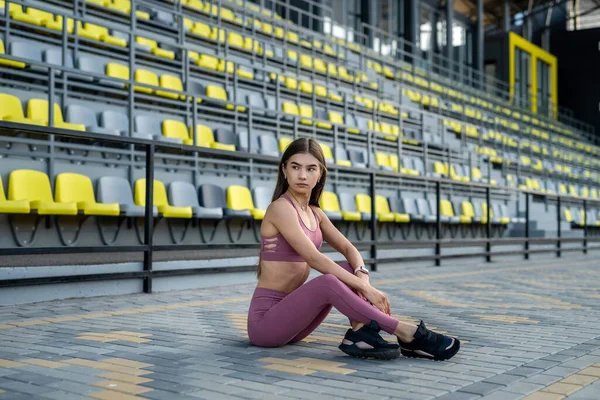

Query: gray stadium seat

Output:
[264, 95, 277, 117]
[258, 134, 278, 157]
[214, 128, 238, 149]
[339, 192, 370, 220]
[389, 197, 433, 223]
[252, 187, 271, 211]
[335, 146, 351, 166]
[409, 157, 426, 175]
[97, 176, 157, 217]
[168, 181, 223, 219]
[417, 198, 451, 223]
[198, 184, 251, 218]
[10, 41, 44, 71]
[65, 104, 120, 135]
[247, 93, 266, 112]
[76, 56, 105, 83]
[237, 130, 259, 153]
[100, 110, 134, 137]
[43, 48, 74, 69]
[135, 115, 181, 143]
[347, 148, 367, 169]
[152, 9, 176, 27]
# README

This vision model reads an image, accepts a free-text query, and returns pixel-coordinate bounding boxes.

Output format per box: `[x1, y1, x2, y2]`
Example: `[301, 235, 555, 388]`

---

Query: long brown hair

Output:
[256, 137, 328, 278]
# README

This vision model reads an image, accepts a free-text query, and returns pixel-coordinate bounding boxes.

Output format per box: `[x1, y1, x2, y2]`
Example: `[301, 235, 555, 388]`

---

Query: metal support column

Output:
[524, 192, 530, 260]
[556, 196, 561, 257]
[370, 172, 377, 272]
[435, 181, 442, 266]
[143, 145, 155, 293]
[583, 199, 588, 254]
[476, 0, 484, 89]
[486, 186, 491, 262]
[503, 0, 510, 32]
[446, 0, 453, 64]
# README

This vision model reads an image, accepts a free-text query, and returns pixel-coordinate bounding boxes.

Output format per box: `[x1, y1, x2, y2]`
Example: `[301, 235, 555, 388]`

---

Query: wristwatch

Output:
[354, 265, 370, 276]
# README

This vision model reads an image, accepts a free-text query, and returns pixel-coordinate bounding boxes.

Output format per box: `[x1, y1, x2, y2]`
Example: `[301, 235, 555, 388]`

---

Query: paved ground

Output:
[1, 256, 600, 400]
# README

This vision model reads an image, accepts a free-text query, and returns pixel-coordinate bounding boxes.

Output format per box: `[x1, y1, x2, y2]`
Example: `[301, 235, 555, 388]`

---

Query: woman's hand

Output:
[357, 284, 391, 316]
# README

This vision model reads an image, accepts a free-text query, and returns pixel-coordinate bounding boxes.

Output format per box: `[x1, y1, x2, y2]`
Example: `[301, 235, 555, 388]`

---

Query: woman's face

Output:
[283, 152, 321, 194]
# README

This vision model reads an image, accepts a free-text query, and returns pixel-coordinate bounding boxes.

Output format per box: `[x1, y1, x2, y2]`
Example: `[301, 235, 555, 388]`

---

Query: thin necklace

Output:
[288, 191, 308, 212]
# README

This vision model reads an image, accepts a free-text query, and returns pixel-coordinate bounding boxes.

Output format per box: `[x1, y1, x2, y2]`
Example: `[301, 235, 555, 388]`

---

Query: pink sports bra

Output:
[260, 194, 323, 262]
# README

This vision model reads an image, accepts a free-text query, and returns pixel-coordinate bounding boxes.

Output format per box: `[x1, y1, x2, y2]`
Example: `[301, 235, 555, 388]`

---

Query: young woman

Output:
[247, 138, 460, 360]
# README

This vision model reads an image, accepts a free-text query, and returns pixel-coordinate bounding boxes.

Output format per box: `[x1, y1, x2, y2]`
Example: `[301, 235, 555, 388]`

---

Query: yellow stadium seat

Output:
[460, 202, 483, 224]
[156, 75, 185, 100]
[135, 179, 192, 218]
[8, 170, 77, 215]
[319, 191, 360, 221]
[206, 85, 236, 110]
[0, 39, 26, 68]
[134, 69, 159, 94]
[191, 21, 212, 38]
[286, 31, 299, 43]
[228, 31, 245, 49]
[440, 199, 471, 223]
[244, 37, 262, 54]
[375, 153, 392, 170]
[162, 120, 193, 145]
[389, 155, 419, 176]
[328, 112, 343, 125]
[298, 105, 314, 126]
[434, 161, 449, 177]
[314, 84, 327, 98]
[314, 58, 327, 74]
[26, 100, 85, 131]
[481, 203, 509, 225]
[193, 124, 236, 151]
[260, 22, 273, 35]
[197, 54, 219, 71]
[77, 22, 126, 47]
[319, 143, 334, 163]
[328, 91, 342, 103]
[327, 63, 338, 76]
[55, 173, 120, 216]
[110, 0, 150, 19]
[299, 80, 312, 94]
[279, 137, 292, 153]
[106, 62, 130, 81]
[282, 101, 299, 117]
[0, 93, 45, 125]
[285, 77, 298, 91]
[227, 186, 264, 219]
[187, 50, 199, 63]
[299, 54, 313, 69]
[16, 7, 53, 27]
[210, 27, 226, 43]
[136, 37, 175, 59]
[356, 194, 409, 223]
[450, 166, 470, 182]
[0, 175, 30, 214]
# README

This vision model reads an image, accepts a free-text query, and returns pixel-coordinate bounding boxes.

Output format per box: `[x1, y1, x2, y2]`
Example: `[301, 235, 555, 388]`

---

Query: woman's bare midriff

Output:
[257, 260, 311, 294]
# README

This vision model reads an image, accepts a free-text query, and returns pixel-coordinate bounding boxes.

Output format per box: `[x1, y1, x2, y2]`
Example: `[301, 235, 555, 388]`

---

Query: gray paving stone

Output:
[44, 380, 103, 396]
[479, 391, 523, 400]
[503, 381, 545, 395]
[542, 366, 581, 377]
[506, 367, 544, 377]
[0, 380, 52, 395]
[40, 390, 91, 400]
[459, 382, 504, 395]
[483, 373, 524, 386]
[434, 392, 482, 400]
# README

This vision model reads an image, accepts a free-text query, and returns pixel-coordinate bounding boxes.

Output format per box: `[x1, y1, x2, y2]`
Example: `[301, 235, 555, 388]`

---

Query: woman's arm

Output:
[315, 208, 365, 273]
[268, 200, 369, 292]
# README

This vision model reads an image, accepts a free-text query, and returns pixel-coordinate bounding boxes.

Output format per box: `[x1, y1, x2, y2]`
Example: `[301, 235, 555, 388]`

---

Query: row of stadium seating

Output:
[3, 0, 596, 158]
[0, 169, 522, 226]
[4, 87, 599, 196]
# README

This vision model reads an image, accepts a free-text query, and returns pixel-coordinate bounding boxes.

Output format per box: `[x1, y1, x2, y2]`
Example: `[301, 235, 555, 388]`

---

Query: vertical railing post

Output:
[370, 172, 377, 272]
[583, 199, 587, 254]
[556, 196, 561, 257]
[524, 192, 530, 260]
[143, 144, 155, 294]
[486, 186, 491, 262]
[435, 181, 441, 266]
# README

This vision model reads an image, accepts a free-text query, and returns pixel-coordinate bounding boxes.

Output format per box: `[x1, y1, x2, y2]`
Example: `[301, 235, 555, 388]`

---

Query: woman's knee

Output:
[315, 273, 344, 287]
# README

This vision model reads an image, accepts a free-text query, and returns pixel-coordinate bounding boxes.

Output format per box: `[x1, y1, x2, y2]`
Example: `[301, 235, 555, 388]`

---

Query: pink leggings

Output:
[247, 263, 400, 347]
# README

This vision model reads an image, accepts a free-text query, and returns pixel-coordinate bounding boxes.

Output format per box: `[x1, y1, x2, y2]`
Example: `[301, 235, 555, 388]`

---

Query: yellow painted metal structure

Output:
[508, 32, 558, 118]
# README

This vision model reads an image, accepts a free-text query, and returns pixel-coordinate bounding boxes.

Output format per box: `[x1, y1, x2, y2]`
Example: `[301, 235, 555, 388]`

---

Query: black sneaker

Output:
[398, 320, 460, 361]
[338, 321, 400, 360]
